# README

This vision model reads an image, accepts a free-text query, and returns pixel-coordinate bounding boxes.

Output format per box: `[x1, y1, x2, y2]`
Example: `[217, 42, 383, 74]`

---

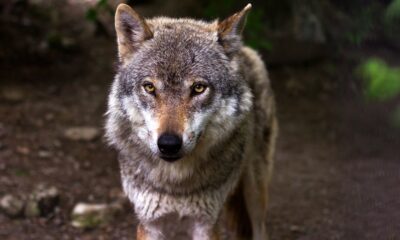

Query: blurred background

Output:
[0, 0, 399, 239]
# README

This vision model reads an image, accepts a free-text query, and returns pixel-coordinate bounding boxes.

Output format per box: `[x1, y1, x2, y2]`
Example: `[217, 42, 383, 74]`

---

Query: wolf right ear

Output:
[218, 4, 252, 56]
[115, 4, 153, 63]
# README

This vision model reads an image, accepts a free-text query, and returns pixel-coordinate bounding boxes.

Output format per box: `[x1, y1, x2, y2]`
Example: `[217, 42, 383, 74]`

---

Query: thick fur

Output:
[105, 3, 278, 240]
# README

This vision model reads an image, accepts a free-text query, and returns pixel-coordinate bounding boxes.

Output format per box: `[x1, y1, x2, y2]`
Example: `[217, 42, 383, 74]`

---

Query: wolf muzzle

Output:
[157, 133, 182, 162]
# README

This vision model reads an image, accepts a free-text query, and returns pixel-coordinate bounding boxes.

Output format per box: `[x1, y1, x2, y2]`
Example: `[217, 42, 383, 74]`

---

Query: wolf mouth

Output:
[159, 155, 182, 162]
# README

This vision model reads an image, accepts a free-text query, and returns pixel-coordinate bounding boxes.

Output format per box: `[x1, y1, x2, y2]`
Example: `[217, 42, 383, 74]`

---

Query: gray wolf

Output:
[105, 3, 278, 239]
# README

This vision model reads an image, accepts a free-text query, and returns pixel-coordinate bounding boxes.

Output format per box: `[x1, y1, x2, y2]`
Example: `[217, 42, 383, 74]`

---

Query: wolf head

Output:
[106, 4, 253, 163]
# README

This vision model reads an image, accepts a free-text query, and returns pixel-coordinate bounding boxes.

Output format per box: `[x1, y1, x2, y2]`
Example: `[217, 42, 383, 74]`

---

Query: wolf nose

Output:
[157, 133, 182, 156]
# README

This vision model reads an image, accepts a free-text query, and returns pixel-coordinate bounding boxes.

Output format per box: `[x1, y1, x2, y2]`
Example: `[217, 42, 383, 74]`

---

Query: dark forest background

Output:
[0, 0, 400, 239]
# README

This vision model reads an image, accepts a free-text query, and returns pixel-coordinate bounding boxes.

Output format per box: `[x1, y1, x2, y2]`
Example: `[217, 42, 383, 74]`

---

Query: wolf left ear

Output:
[217, 4, 252, 56]
[115, 4, 153, 63]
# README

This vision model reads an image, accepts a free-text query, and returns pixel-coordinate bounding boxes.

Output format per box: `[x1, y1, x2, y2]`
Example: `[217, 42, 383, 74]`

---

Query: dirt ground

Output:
[1, 5, 400, 240]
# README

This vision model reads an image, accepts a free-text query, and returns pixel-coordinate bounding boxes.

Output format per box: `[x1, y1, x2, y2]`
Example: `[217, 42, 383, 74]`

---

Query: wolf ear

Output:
[115, 4, 153, 63]
[217, 4, 252, 56]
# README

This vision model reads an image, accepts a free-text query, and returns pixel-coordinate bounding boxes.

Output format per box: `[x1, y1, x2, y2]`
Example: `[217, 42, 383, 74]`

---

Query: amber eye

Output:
[143, 83, 156, 94]
[192, 83, 207, 95]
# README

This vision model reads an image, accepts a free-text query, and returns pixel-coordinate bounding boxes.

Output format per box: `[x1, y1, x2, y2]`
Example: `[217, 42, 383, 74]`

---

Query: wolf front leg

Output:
[136, 224, 167, 240]
[241, 115, 277, 240]
[137, 222, 221, 240]
[193, 222, 221, 240]
[225, 159, 273, 240]
[242, 166, 270, 240]
[136, 224, 150, 240]
[225, 180, 253, 240]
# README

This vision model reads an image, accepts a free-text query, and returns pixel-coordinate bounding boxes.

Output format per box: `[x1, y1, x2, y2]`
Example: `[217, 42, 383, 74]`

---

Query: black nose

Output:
[157, 133, 182, 156]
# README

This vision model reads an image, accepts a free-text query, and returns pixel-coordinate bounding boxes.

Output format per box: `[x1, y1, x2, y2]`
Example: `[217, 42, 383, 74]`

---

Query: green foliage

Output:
[245, 8, 273, 51]
[358, 58, 400, 101]
[345, 0, 400, 46]
[85, 0, 113, 22]
[384, 0, 400, 41]
[203, 0, 233, 18]
[345, 6, 377, 46]
[385, 0, 400, 21]
[86, 8, 98, 22]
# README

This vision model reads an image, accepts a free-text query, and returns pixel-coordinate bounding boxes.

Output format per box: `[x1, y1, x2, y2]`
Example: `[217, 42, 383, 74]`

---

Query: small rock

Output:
[289, 224, 304, 233]
[71, 202, 123, 229]
[16, 146, 30, 155]
[45, 113, 55, 121]
[38, 150, 52, 158]
[53, 140, 62, 148]
[0, 194, 24, 217]
[64, 127, 100, 141]
[24, 199, 40, 217]
[1, 86, 25, 103]
[25, 185, 60, 217]
[82, 161, 91, 169]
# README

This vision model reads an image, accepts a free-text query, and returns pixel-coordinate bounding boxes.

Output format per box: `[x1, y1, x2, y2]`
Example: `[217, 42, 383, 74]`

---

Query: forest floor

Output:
[1, 8, 400, 240]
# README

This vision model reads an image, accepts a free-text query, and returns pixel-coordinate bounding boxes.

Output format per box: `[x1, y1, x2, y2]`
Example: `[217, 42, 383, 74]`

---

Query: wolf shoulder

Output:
[239, 46, 275, 115]
[239, 46, 272, 92]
